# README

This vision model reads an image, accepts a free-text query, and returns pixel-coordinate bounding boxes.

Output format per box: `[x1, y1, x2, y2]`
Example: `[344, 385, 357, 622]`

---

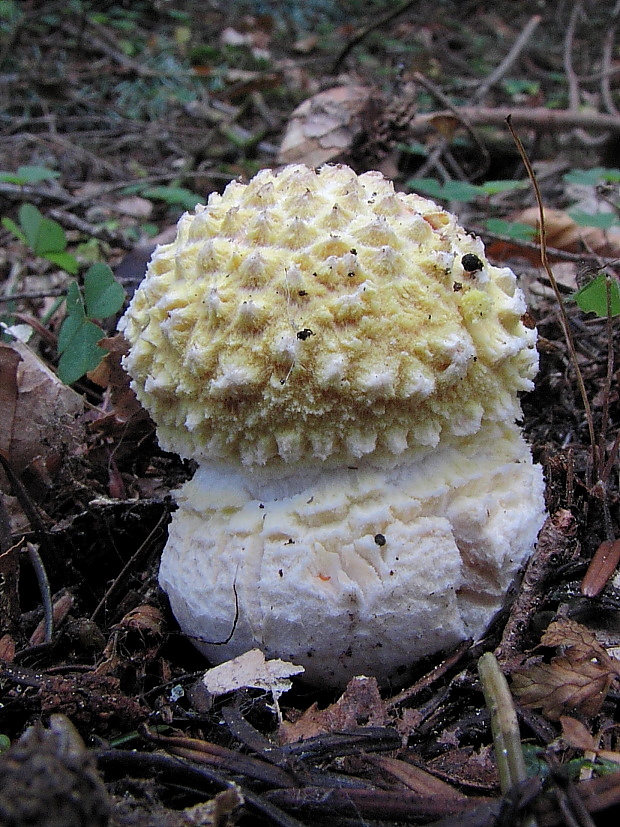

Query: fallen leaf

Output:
[369, 754, 468, 800]
[0, 544, 20, 640]
[113, 196, 153, 219]
[182, 784, 244, 826]
[513, 207, 620, 257]
[541, 618, 617, 667]
[29, 592, 74, 646]
[512, 652, 613, 719]
[512, 618, 620, 720]
[0, 634, 15, 662]
[202, 649, 303, 700]
[581, 539, 620, 597]
[87, 334, 145, 423]
[560, 715, 598, 751]
[116, 604, 165, 637]
[427, 745, 499, 792]
[279, 675, 386, 743]
[0, 342, 84, 492]
[278, 85, 372, 167]
[429, 114, 460, 140]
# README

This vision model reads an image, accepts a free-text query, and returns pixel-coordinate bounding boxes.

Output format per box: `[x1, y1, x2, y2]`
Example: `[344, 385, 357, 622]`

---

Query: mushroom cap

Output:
[119, 164, 538, 467]
[159, 421, 546, 688]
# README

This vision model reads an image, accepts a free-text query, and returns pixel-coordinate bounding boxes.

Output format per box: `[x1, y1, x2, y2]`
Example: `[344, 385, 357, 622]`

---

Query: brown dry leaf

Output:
[581, 539, 620, 598]
[541, 618, 618, 670]
[0, 633, 15, 662]
[428, 114, 460, 140]
[277, 85, 372, 167]
[29, 592, 74, 646]
[116, 604, 165, 637]
[0, 342, 84, 490]
[427, 745, 499, 792]
[559, 715, 598, 751]
[87, 334, 146, 424]
[513, 618, 620, 720]
[512, 652, 613, 719]
[368, 755, 467, 801]
[512, 617, 620, 721]
[514, 207, 620, 257]
[279, 675, 386, 743]
[181, 785, 243, 826]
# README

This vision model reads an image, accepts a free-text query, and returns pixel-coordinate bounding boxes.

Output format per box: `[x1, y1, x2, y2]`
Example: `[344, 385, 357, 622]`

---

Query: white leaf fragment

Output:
[201, 648, 304, 699]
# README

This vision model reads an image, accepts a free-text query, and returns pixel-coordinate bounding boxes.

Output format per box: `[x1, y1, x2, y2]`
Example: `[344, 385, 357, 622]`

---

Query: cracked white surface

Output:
[159, 422, 546, 687]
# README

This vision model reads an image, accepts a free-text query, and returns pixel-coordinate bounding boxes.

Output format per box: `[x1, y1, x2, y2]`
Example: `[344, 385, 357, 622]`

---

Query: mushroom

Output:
[119, 164, 546, 688]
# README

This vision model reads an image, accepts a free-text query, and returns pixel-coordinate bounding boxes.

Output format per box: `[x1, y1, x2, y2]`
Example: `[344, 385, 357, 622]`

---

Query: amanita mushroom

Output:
[119, 164, 546, 688]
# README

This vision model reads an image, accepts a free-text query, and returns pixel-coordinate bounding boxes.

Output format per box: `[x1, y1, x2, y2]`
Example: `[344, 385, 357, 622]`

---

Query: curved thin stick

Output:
[506, 116, 598, 479]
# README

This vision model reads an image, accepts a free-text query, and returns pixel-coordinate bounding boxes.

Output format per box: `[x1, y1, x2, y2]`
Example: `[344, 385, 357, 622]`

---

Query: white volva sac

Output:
[120, 164, 546, 688]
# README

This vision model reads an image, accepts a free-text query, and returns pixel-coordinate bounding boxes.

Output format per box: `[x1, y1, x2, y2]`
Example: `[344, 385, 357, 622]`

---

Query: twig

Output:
[385, 638, 472, 710]
[95, 749, 305, 827]
[48, 208, 132, 248]
[26, 542, 53, 644]
[408, 107, 620, 136]
[60, 20, 159, 79]
[506, 116, 598, 479]
[413, 72, 490, 177]
[472, 15, 542, 103]
[563, 2, 609, 145]
[468, 224, 618, 264]
[90, 507, 169, 623]
[332, 0, 417, 72]
[563, 1, 584, 113]
[601, 23, 619, 117]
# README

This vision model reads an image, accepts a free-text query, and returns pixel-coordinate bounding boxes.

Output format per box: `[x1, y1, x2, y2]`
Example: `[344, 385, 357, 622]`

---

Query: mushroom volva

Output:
[119, 164, 545, 688]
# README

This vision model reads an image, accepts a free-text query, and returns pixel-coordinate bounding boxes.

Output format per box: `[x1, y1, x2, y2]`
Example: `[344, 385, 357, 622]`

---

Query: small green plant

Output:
[2, 203, 79, 273]
[57, 263, 125, 385]
[563, 167, 620, 186]
[122, 183, 204, 211]
[483, 217, 537, 240]
[2, 201, 125, 383]
[408, 177, 527, 202]
[139, 185, 204, 211]
[407, 177, 532, 240]
[0, 165, 60, 185]
[571, 273, 620, 318]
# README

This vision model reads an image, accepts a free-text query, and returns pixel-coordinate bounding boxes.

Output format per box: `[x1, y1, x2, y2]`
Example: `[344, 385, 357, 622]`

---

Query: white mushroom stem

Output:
[159, 421, 545, 688]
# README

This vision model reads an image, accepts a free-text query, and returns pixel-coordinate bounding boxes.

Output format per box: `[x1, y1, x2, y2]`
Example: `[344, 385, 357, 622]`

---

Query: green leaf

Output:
[18, 203, 67, 255]
[44, 251, 80, 274]
[572, 273, 620, 317]
[83, 263, 125, 318]
[568, 211, 618, 230]
[478, 180, 528, 195]
[563, 167, 620, 185]
[1, 215, 27, 244]
[483, 218, 537, 240]
[57, 311, 83, 355]
[57, 319, 106, 384]
[408, 178, 482, 202]
[141, 185, 204, 210]
[64, 281, 86, 320]
[0, 165, 60, 185]
[397, 140, 428, 157]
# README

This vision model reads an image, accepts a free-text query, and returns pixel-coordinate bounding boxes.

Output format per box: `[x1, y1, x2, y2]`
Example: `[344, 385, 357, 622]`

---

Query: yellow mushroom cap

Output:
[119, 164, 538, 467]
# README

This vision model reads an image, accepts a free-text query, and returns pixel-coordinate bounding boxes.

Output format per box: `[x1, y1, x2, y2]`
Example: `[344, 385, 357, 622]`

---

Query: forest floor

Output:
[1, 1, 620, 825]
